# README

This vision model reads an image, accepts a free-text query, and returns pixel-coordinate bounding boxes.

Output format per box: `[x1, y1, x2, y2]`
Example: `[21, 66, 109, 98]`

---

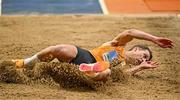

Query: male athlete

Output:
[12, 29, 173, 81]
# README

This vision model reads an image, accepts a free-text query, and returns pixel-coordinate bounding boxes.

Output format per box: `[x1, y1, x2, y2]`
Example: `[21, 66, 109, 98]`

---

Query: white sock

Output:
[24, 54, 39, 66]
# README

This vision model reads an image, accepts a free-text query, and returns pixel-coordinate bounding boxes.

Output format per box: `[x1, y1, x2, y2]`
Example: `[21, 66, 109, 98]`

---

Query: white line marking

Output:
[99, 0, 109, 15]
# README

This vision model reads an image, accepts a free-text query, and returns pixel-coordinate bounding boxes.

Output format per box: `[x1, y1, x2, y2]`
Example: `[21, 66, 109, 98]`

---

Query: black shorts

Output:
[70, 46, 96, 65]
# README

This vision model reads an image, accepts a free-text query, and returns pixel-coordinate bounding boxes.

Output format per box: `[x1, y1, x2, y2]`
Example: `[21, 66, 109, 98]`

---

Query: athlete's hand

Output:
[154, 37, 174, 48]
[139, 61, 159, 70]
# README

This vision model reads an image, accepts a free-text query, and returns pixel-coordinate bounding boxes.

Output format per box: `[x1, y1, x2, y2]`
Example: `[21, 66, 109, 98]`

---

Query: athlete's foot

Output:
[79, 61, 110, 72]
[11, 59, 24, 68]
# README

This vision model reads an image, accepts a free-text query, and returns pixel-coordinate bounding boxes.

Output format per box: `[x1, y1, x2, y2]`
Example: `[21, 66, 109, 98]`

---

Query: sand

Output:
[0, 15, 179, 100]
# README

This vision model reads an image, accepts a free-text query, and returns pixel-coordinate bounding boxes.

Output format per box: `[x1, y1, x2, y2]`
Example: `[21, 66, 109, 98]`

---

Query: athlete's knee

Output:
[42, 44, 76, 62]
[38, 46, 56, 55]
[53, 44, 76, 58]
[37, 46, 56, 61]
[53, 45, 69, 53]
[45, 45, 66, 54]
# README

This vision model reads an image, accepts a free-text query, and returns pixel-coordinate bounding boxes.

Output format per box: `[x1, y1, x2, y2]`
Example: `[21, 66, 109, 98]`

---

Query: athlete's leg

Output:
[13, 44, 78, 68]
[46, 44, 78, 62]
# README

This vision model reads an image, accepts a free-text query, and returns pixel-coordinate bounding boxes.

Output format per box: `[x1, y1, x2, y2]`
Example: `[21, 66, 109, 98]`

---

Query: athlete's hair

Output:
[129, 45, 152, 61]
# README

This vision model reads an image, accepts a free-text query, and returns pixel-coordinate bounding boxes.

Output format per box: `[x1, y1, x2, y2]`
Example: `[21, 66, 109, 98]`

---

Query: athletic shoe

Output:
[79, 61, 110, 72]
[11, 59, 24, 68]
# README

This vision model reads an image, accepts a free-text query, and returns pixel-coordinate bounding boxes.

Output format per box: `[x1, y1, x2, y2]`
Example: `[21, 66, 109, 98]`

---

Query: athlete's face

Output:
[126, 47, 150, 65]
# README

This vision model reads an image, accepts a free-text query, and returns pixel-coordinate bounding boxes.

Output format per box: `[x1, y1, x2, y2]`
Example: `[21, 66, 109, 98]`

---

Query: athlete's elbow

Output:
[123, 29, 140, 37]
[121, 29, 134, 37]
[127, 29, 138, 33]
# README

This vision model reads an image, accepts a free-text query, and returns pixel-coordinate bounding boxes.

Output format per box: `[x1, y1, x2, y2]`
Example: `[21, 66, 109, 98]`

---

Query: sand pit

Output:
[0, 61, 128, 91]
[0, 60, 28, 83]
[0, 15, 179, 100]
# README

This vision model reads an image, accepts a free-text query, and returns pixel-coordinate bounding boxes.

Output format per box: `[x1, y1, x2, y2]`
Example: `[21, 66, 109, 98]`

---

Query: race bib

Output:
[102, 50, 118, 62]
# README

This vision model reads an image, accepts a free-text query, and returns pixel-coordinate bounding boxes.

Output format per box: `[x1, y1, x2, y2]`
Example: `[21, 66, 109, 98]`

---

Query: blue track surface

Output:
[2, 0, 102, 15]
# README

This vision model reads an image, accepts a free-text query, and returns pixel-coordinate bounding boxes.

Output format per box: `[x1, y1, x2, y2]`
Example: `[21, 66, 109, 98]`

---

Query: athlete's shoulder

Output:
[102, 40, 119, 47]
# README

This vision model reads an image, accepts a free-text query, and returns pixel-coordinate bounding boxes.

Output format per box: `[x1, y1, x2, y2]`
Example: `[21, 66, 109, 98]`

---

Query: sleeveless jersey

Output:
[90, 45, 125, 64]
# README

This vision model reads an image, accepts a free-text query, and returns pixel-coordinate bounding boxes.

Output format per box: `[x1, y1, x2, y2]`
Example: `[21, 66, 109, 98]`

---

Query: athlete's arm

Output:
[110, 29, 173, 48]
[125, 60, 159, 76]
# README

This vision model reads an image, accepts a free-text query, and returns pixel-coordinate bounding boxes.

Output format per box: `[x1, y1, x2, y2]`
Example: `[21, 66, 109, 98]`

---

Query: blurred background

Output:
[1, 0, 180, 15]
